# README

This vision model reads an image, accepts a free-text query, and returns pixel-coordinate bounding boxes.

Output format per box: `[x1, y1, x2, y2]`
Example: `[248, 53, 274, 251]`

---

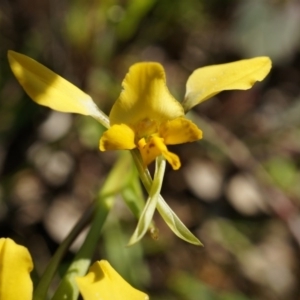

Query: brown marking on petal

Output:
[100, 140, 108, 150]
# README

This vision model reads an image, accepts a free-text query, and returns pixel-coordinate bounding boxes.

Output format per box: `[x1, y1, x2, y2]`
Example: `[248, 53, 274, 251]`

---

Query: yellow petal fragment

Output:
[109, 62, 184, 126]
[0, 238, 33, 300]
[159, 117, 202, 145]
[99, 124, 136, 151]
[138, 137, 161, 168]
[139, 136, 181, 170]
[76, 260, 149, 300]
[8, 50, 102, 119]
[183, 56, 272, 112]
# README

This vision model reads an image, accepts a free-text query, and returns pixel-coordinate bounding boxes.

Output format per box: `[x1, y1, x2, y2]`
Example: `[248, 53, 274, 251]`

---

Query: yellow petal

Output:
[0, 238, 33, 300]
[109, 62, 184, 126]
[8, 50, 103, 120]
[138, 137, 161, 168]
[139, 136, 181, 170]
[183, 57, 272, 112]
[99, 124, 136, 151]
[159, 117, 202, 145]
[76, 260, 149, 300]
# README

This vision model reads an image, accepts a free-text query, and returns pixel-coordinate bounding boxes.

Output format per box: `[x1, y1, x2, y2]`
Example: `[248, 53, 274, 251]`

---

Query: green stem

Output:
[32, 205, 94, 300]
[51, 153, 132, 300]
[32, 153, 132, 300]
[131, 149, 152, 192]
[51, 194, 113, 300]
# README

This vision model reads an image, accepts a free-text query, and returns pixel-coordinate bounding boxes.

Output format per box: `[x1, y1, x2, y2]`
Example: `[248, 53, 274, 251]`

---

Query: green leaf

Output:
[50, 154, 133, 300]
[157, 196, 202, 246]
[122, 170, 147, 220]
[128, 156, 166, 245]
[131, 149, 202, 246]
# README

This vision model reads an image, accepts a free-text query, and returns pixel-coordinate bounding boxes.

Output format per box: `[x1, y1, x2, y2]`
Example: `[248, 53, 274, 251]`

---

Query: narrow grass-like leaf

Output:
[157, 196, 202, 245]
[128, 156, 166, 245]
[49, 154, 132, 300]
[122, 165, 147, 220]
[131, 149, 202, 245]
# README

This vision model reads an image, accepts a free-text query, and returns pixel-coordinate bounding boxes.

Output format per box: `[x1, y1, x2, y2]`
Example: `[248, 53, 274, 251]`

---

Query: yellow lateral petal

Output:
[159, 117, 202, 145]
[183, 56, 272, 112]
[0, 238, 33, 300]
[139, 136, 181, 170]
[76, 260, 149, 300]
[99, 124, 136, 151]
[109, 62, 184, 126]
[8, 51, 103, 119]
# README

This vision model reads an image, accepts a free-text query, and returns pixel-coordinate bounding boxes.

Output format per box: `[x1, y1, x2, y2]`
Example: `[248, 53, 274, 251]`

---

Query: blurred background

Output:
[1, 0, 300, 299]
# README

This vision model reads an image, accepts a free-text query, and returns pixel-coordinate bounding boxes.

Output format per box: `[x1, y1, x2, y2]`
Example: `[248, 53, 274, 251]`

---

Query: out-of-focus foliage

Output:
[1, 0, 300, 299]
[230, 0, 300, 63]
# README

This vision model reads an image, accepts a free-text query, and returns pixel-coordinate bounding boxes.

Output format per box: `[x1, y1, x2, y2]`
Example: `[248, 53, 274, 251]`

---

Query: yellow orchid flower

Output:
[76, 260, 149, 300]
[8, 51, 271, 171]
[0, 238, 33, 300]
[99, 63, 202, 170]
